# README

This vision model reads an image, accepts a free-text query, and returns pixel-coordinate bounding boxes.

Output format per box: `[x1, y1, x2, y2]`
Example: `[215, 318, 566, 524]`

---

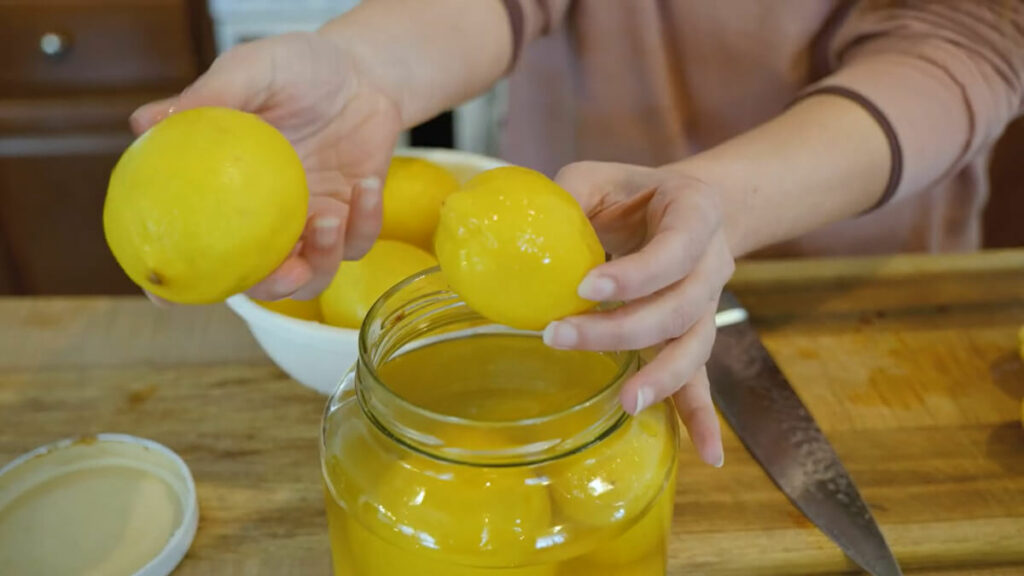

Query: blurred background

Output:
[1, 0, 1020, 296]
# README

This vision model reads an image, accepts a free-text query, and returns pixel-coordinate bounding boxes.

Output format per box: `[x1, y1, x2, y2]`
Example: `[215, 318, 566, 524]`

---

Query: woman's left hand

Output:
[546, 161, 735, 468]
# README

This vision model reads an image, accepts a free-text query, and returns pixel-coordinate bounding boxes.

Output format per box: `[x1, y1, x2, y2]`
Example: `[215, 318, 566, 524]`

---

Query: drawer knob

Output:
[39, 31, 72, 58]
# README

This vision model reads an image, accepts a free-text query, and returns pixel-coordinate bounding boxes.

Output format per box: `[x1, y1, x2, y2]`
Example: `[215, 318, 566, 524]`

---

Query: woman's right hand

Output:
[130, 32, 403, 301]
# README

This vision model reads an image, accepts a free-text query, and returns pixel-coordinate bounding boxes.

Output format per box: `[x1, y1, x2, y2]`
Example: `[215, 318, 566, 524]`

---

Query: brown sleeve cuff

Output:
[500, 0, 525, 74]
[796, 86, 904, 213]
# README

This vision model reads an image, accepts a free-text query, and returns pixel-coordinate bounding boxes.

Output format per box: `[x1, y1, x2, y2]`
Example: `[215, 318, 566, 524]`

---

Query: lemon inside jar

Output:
[320, 269, 679, 575]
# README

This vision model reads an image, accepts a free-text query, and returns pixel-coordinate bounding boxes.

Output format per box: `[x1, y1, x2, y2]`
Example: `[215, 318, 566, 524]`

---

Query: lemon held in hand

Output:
[320, 240, 437, 329]
[434, 166, 605, 331]
[104, 107, 308, 304]
[379, 157, 460, 251]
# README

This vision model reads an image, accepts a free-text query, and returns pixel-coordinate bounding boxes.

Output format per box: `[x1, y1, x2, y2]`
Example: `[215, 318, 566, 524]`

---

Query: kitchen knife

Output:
[710, 291, 903, 576]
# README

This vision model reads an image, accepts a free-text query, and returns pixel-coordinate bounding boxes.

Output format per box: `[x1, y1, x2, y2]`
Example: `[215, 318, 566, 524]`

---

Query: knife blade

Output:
[710, 291, 903, 576]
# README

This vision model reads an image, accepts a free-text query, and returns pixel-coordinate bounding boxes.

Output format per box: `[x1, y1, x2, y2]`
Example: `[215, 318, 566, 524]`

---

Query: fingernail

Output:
[272, 271, 301, 297]
[359, 177, 381, 211]
[543, 321, 578, 349]
[313, 216, 341, 249]
[714, 452, 725, 468]
[578, 273, 616, 301]
[144, 291, 168, 308]
[634, 387, 651, 414]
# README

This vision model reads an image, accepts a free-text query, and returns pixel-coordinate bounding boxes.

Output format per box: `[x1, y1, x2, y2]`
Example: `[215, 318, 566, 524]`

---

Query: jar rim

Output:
[347, 266, 638, 465]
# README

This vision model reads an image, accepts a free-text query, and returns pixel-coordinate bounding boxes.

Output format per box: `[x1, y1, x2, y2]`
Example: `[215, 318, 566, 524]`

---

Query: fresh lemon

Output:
[354, 455, 553, 569]
[549, 403, 676, 526]
[320, 240, 437, 329]
[380, 157, 460, 251]
[104, 107, 307, 303]
[434, 166, 605, 331]
[256, 297, 322, 321]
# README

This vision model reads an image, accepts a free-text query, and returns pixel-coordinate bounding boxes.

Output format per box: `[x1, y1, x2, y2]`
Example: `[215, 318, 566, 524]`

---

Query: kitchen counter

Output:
[1, 250, 1022, 575]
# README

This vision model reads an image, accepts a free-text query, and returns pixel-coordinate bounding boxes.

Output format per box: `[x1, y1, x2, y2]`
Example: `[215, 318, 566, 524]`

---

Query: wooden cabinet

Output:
[0, 0, 213, 295]
[986, 117, 1024, 249]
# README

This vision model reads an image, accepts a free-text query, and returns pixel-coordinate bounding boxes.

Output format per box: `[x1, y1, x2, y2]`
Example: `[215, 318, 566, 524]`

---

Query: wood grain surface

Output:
[1, 250, 1022, 575]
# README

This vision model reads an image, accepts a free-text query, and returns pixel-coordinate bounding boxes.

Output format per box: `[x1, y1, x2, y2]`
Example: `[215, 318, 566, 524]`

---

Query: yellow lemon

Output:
[344, 513, 555, 576]
[320, 240, 437, 329]
[256, 297, 322, 322]
[380, 157, 460, 251]
[104, 107, 307, 304]
[354, 455, 553, 569]
[549, 403, 677, 527]
[583, 465, 675, 566]
[434, 166, 605, 331]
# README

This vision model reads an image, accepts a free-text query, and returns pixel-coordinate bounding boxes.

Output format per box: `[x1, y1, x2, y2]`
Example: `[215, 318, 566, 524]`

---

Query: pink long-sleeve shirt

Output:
[498, 0, 1024, 256]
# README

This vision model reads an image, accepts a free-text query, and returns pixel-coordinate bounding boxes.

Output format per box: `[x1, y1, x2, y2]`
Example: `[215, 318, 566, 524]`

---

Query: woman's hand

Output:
[131, 32, 403, 301]
[547, 161, 735, 468]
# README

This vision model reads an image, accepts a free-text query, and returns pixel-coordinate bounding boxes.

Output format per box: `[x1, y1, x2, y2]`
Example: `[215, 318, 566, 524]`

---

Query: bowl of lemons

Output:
[102, 107, 599, 396]
[225, 147, 508, 395]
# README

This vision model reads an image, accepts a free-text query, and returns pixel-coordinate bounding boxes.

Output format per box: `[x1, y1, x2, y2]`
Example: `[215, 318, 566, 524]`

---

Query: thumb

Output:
[130, 97, 177, 136]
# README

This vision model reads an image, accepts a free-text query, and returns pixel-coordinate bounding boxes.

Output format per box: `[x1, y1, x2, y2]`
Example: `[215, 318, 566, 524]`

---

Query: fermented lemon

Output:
[434, 166, 605, 330]
[104, 107, 308, 303]
[583, 465, 675, 566]
[380, 157, 460, 251]
[353, 455, 553, 570]
[344, 514, 555, 576]
[256, 297, 322, 321]
[320, 240, 437, 329]
[549, 403, 676, 526]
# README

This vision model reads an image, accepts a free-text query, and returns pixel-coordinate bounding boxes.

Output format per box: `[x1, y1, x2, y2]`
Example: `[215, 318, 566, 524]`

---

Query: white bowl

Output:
[227, 147, 509, 395]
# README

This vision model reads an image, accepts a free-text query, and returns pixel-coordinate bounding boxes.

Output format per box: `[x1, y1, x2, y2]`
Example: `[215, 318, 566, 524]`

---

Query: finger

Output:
[342, 176, 384, 260]
[618, 307, 718, 415]
[545, 237, 732, 351]
[577, 189, 721, 302]
[287, 196, 350, 301]
[288, 175, 383, 300]
[144, 290, 173, 308]
[673, 366, 724, 467]
[245, 254, 314, 301]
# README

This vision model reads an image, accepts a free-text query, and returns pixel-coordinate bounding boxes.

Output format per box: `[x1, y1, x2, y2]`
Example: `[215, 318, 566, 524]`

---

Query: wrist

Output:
[658, 160, 754, 258]
[315, 24, 412, 127]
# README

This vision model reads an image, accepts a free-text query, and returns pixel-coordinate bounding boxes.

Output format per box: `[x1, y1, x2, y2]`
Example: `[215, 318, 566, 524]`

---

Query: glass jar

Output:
[320, 268, 679, 575]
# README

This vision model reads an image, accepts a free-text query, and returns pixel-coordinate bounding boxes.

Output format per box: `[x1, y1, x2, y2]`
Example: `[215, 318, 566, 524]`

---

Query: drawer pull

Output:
[39, 31, 72, 58]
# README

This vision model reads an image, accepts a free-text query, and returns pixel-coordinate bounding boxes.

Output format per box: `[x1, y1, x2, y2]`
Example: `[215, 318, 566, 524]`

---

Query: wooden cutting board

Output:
[0, 249, 1022, 575]
[671, 250, 1024, 575]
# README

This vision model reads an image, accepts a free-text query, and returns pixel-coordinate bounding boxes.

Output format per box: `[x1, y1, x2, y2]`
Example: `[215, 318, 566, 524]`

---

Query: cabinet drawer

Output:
[0, 0, 199, 97]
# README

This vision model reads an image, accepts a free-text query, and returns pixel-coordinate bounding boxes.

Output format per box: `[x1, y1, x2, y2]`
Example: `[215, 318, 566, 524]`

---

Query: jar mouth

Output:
[349, 267, 637, 466]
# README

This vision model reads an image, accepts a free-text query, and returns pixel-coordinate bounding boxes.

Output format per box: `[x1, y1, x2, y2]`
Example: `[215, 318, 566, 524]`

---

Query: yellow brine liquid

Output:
[322, 334, 677, 575]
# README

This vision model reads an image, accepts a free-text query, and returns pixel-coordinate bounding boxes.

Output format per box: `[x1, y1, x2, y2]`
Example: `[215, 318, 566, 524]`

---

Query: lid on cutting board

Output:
[0, 434, 199, 576]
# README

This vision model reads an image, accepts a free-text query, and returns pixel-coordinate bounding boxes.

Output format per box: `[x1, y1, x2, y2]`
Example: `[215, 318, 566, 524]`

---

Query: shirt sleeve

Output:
[500, 0, 573, 72]
[803, 0, 1024, 207]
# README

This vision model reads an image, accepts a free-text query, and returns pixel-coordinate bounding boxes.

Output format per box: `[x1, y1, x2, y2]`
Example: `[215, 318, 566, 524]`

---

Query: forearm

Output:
[668, 94, 892, 257]
[319, 0, 512, 128]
